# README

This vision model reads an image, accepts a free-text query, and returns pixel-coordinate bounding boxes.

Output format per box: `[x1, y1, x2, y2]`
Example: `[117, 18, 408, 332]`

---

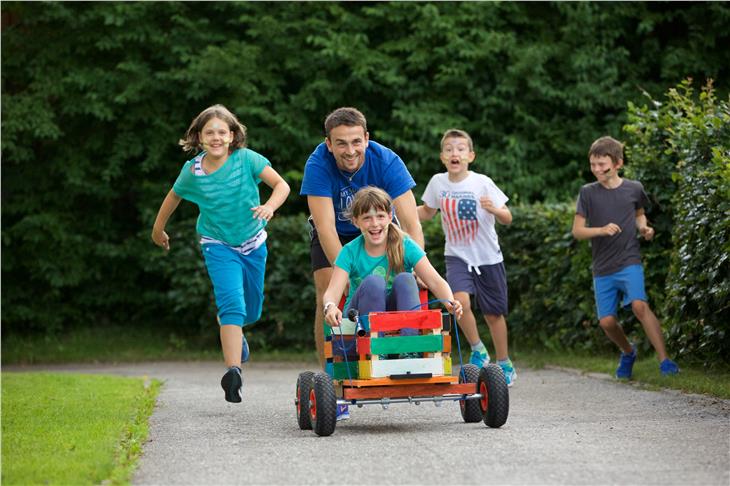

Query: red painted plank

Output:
[369, 309, 442, 332]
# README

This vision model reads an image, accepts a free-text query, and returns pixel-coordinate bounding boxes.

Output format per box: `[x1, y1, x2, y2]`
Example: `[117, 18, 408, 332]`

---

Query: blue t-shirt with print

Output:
[300, 140, 416, 236]
[172, 148, 270, 246]
[335, 235, 426, 309]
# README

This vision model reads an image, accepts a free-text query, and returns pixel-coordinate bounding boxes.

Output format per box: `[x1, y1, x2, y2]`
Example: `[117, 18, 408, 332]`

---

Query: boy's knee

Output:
[598, 315, 618, 331]
[631, 300, 649, 317]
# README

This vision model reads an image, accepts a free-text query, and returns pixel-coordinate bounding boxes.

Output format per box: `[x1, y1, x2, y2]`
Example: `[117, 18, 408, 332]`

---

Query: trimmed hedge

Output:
[625, 79, 730, 364]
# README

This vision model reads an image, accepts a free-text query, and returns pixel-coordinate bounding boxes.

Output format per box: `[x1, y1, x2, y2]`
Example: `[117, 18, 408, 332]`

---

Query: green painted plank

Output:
[370, 334, 443, 355]
[332, 361, 359, 380]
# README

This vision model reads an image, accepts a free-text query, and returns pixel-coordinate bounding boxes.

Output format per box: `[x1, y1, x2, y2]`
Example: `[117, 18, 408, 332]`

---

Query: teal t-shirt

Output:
[335, 234, 426, 309]
[172, 148, 271, 246]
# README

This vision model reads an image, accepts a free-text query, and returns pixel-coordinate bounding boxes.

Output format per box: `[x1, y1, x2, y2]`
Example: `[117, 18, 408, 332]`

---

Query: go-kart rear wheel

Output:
[309, 372, 337, 436]
[478, 363, 509, 428]
[296, 371, 315, 430]
[458, 364, 482, 423]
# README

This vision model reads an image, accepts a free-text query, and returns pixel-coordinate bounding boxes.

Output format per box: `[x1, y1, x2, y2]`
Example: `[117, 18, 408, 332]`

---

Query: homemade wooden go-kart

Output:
[295, 291, 509, 436]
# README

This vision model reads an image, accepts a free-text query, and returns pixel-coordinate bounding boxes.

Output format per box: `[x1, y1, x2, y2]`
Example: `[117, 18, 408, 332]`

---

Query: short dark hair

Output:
[589, 136, 624, 164]
[324, 107, 367, 138]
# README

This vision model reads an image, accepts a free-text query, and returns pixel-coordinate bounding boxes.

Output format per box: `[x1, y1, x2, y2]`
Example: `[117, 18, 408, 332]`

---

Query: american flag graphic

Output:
[441, 198, 478, 244]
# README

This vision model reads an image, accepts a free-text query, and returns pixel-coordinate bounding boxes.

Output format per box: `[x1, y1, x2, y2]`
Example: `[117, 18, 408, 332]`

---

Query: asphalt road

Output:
[11, 361, 730, 485]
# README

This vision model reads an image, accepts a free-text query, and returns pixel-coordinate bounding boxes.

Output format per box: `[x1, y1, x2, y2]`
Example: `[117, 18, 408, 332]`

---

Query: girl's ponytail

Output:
[386, 221, 405, 278]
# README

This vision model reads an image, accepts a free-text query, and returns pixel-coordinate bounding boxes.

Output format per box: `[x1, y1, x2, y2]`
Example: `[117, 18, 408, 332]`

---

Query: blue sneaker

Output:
[616, 344, 637, 379]
[336, 404, 350, 421]
[660, 359, 679, 376]
[469, 350, 489, 368]
[498, 359, 516, 387]
[241, 335, 250, 363]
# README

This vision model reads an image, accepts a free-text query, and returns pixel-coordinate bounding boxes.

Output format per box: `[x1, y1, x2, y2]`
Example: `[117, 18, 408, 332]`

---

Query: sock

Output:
[471, 341, 487, 354]
[497, 358, 512, 367]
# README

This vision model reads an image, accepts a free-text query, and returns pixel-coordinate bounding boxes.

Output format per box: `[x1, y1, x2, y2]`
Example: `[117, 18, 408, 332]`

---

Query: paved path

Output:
[9, 361, 730, 485]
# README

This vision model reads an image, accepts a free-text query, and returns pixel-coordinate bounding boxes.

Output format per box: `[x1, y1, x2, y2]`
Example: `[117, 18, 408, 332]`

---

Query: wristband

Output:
[323, 301, 336, 314]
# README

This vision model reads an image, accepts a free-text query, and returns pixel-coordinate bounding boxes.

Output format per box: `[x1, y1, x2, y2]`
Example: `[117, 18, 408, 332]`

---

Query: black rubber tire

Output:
[458, 364, 482, 423]
[296, 371, 315, 430]
[310, 372, 337, 437]
[478, 364, 509, 428]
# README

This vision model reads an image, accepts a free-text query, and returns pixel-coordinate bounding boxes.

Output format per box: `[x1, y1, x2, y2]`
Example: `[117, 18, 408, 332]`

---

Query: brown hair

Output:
[348, 187, 404, 277]
[179, 104, 247, 153]
[441, 128, 474, 151]
[324, 107, 368, 138]
[588, 136, 624, 164]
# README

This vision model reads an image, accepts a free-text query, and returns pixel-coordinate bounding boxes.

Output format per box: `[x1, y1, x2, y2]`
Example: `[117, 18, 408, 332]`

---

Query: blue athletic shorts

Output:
[202, 243, 267, 327]
[593, 264, 648, 320]
[445, 256, 508, 316]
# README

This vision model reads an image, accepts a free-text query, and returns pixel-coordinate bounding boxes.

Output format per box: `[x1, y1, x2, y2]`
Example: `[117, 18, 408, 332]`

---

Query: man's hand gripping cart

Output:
[295, 293, 509, 436]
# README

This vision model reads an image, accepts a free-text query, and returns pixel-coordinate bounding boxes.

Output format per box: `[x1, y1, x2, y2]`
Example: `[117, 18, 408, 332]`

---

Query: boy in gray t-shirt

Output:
[572, 136, 679, 379]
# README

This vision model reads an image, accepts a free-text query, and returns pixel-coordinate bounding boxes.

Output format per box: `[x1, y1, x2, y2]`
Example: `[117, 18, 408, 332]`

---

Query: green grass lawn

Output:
[513, 348, 730, 399]
[2, 373, 160, 486]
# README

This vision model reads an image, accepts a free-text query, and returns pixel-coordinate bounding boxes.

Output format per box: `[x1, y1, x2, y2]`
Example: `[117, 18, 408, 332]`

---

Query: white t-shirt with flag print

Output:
[421, 171, 509, 268]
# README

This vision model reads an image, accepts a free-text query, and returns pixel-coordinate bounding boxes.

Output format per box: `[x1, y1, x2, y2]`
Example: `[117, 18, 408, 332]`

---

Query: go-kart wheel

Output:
[309, 372, 337, 436]
[458, 364, 482, 423]
[478, 363, 509, 428]
[296, 371, 315, 430]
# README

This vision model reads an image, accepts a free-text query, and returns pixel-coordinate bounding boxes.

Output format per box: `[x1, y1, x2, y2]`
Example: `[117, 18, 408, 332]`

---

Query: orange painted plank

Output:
[343, 383, 477, 400]
[442, 334, 451, 353]
[324, 341, 332, 358]
[369, 309, 442, 332]
[335, 375, 457, 387]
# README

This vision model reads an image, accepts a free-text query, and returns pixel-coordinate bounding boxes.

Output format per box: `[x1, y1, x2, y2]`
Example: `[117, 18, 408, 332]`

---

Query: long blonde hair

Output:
[348, 187, 405, 277]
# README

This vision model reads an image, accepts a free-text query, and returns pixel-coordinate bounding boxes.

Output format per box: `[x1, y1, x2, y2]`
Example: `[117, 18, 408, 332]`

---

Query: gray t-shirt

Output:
[575, 179, 649, 277]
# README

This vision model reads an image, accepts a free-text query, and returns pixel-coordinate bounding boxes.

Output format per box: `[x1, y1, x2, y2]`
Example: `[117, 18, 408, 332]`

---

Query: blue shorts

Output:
[593, 264, 648, 320]
[445, 256, 508, 316]
[202, 243, 267, 327]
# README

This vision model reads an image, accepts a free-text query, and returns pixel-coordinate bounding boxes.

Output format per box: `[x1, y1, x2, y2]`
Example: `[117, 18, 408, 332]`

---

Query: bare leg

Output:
[313, 267, 333, 369]
[631, 300, 668, 361]
[220, 324, 242, 368]
[484, 314, 509, 361]
[598, 315, 633, 354]
[454, 291, 481, 345]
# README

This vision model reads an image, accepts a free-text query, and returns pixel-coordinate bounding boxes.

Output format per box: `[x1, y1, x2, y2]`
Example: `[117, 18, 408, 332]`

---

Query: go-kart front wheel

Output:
[309, 372, 337, 436]
[296, 371, 315, 430]
[478, 363, 509, 428]
[458, 364, 482, 423]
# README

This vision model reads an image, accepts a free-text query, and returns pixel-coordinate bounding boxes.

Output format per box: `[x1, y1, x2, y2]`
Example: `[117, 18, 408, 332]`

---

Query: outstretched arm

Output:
[417, 204, 438, 222]
[308, 196, 342, 265]
[251, 166, 291, 221]
[414, 256, 463, 319]
[480, 197, 512, 225]
[635, 208, 654, 240]
[151, 189, 182, 250]
[322, 266, 349, 326]
[394, 190, 425, 249]
[572, 214, 621, 240]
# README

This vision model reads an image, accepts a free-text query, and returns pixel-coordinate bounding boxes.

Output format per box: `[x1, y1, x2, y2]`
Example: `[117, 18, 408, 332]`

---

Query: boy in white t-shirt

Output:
[418, 129, 516, 385]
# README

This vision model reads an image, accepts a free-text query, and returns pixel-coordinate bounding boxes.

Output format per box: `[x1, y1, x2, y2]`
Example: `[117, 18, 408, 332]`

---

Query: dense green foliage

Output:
[625, 80, 730, 363]
[2, 2, 728, 361]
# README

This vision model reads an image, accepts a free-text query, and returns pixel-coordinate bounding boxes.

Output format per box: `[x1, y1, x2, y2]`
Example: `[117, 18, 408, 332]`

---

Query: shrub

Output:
[625, 79, 730, 365]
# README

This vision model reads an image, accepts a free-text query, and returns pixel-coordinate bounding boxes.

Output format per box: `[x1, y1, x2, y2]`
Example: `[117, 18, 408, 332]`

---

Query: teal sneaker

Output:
[616, 344, 637, 379]
[660, 359, 679, 376]
[469, 350, 489, 368]
[336, 404, 350, 421]
[498, 359, 516, 387]
[241, 335, 250, 363]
